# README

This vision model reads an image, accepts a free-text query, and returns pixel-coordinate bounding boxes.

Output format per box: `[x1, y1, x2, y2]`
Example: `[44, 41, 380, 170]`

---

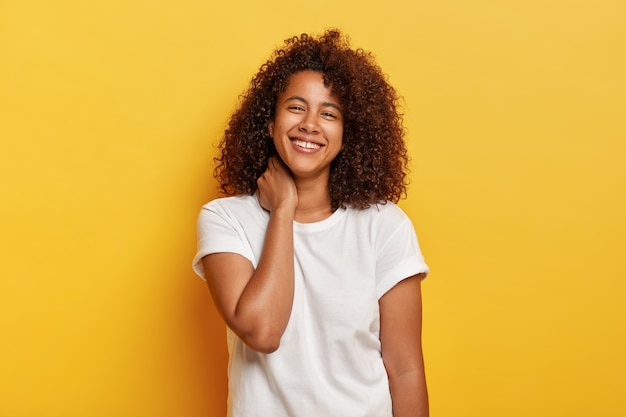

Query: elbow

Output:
[238, 328, 283, 354]
[244, 334, 281, 354]
[228, 313, 287, 354]
[250, 340, 280, 354]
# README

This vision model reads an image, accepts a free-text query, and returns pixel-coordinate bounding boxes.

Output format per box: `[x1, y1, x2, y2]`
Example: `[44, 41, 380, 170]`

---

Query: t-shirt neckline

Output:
[253, 193, 347, 233]
[293, 207, 346, 232]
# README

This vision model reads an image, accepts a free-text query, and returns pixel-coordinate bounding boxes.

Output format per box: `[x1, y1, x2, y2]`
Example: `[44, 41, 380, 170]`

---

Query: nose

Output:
[299, 113, 320, 134]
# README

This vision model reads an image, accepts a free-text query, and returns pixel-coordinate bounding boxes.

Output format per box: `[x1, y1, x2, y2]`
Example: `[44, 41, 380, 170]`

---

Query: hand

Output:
[257, 156, 298, 215]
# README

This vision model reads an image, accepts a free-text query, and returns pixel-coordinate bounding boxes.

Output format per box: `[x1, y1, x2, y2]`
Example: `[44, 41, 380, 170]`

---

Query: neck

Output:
[293, 178, 333, 223]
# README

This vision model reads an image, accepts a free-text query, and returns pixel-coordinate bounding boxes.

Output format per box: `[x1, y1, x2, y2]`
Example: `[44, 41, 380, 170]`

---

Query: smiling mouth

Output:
[292, 138, 322, 150]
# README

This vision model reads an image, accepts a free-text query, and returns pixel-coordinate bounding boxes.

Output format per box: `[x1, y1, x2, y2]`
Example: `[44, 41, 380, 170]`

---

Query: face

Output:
[269, 70, 344, 182]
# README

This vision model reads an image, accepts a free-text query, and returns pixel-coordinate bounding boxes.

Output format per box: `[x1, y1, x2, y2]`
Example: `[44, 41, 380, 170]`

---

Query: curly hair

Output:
[214, 29, 409, 210]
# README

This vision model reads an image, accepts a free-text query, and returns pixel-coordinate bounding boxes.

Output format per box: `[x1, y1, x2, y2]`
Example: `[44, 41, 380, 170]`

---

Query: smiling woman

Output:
[214, 30, 409, 211]
[192, 29, 430, 417]
[270, 71, 344, 187]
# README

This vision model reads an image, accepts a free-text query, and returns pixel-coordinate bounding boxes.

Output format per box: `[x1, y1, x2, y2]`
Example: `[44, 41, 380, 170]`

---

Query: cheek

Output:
[333, 126, 344, 145]
[272, 119, 292, 138]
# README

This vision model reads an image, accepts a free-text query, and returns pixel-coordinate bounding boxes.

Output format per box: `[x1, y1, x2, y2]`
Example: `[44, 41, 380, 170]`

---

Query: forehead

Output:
[280, 71, 340, 103]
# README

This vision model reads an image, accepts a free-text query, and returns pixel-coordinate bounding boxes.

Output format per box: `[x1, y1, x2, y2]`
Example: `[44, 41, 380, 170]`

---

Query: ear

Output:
[268, 121, 274, 137]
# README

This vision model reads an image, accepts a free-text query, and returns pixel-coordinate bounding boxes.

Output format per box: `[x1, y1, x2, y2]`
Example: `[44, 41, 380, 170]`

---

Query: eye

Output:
[321, 111, 339, 120]
[288, 105, 305, 112]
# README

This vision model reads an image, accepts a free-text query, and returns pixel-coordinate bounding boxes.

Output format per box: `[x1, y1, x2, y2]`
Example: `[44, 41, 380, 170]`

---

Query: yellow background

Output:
[1, 0, 624, 416]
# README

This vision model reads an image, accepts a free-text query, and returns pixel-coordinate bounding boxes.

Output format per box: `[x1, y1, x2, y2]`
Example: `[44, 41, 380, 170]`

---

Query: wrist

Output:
[270, 204, 296, 220]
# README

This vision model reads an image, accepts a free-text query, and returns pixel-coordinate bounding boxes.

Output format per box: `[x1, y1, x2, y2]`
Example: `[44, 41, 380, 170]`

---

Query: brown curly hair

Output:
[215, 29, 409, 210]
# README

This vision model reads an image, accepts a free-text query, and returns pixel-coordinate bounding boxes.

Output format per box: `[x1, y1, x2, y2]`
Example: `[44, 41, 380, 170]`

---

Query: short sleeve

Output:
[191, 203, 254, 279]
[375, 214, 429, 299]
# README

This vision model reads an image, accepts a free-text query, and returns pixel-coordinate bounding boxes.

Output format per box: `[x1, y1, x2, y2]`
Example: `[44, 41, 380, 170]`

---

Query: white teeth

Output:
[293, 139, 321, 149]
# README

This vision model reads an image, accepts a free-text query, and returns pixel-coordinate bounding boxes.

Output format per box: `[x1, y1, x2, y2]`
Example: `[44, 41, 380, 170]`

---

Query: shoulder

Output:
[199, 194, 263, 223]
[347, 201, 411, 226]
[201, 194, 259, 213]
[340, 202, 415, 243]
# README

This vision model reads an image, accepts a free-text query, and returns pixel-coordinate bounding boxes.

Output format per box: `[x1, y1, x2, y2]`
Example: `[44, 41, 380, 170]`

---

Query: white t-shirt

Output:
[192, 194, 429, 417]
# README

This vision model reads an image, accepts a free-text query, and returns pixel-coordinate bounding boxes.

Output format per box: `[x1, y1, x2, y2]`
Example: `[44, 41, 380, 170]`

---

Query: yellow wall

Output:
[1, 0, 624, 416]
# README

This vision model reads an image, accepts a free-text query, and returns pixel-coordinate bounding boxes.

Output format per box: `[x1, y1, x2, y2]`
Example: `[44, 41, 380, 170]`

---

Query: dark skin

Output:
[203, 71, 428, 416]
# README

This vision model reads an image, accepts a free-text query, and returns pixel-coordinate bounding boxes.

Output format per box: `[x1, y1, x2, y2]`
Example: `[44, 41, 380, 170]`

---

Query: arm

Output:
[202, 157, 297, 353]
[379, 274, 429, 417]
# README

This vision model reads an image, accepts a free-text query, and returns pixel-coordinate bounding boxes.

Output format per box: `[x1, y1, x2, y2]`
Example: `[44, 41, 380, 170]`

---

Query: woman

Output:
[193, 29, 429, 417]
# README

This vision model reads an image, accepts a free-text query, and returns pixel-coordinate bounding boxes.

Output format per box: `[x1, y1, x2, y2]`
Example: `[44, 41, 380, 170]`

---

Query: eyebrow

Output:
[283, 96, 343, 113]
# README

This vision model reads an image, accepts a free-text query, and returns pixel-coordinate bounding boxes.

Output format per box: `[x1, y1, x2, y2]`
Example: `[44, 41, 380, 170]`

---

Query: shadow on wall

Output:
[181, 185, 229, 415]
[186, 277, 228, 415]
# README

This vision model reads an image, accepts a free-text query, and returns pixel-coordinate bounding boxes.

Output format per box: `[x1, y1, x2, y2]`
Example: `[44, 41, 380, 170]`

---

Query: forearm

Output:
[380, 276, 429, 417]
[232, 207, 295, 352]
[389, 369, 429, 417]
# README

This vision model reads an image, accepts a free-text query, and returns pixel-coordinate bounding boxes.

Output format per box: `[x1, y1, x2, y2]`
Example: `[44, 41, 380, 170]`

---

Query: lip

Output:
[289, 136, 324, 153]
[289, 135, 324, 146]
